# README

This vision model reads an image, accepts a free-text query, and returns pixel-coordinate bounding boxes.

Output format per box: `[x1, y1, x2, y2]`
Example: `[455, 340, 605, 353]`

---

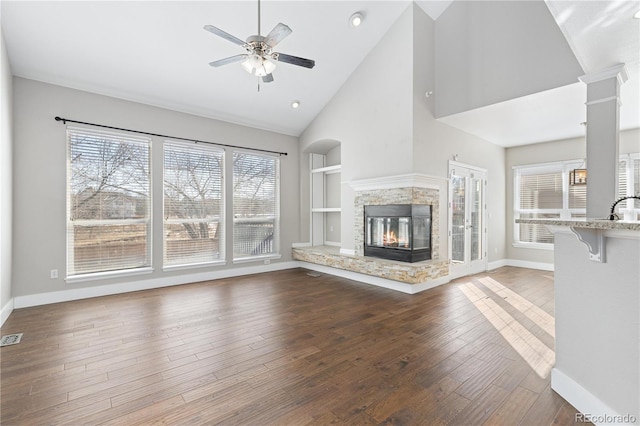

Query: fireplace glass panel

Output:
[412, 216, 431, 250]
[367, 217, 411, 250]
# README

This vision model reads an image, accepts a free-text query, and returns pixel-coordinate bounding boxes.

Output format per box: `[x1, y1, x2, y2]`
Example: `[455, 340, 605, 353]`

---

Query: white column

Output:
[579, 64, 628, 219]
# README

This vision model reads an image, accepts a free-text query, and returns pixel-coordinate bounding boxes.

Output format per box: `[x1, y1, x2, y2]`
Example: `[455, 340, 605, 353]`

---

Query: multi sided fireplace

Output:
[364, 204, 431, 263]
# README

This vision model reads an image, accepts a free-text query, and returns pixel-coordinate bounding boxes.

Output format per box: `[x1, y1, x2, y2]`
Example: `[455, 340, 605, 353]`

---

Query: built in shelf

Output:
[311, 164, 341, 175]
[311, 207, 341, 213]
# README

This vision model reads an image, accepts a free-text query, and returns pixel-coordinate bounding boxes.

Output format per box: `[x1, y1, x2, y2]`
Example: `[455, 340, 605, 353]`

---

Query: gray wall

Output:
[435, 1, 583, 118]
[505, 128, 640, 265]
[1, 28, 13, 317]
[300, 3, 415, 251]
[12, 77, 300, 298]
[413, 4, 507, 263]
[299, 4, 506, 263]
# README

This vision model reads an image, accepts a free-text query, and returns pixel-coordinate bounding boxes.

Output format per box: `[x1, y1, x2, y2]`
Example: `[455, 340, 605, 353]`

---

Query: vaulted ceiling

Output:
[1, 1, 638, 147]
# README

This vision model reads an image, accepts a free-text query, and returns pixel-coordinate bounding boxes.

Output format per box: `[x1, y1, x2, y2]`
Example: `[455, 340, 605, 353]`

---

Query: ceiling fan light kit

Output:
[204, 0, 315, 85]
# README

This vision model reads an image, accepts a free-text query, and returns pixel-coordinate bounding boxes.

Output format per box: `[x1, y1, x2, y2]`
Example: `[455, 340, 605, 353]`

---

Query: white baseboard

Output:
[298, 261, 450, 294]
[487, 259, 554, 272]
[506, 259, 555, 271]
[551, 368, 631, 425]
[14, 261, 300, 309]
[1, 297, 14, 327]
[487, 259, 508, 270]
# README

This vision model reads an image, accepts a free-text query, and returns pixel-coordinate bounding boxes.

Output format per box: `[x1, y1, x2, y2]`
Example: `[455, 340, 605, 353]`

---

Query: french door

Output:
[449, 162, 487, 279]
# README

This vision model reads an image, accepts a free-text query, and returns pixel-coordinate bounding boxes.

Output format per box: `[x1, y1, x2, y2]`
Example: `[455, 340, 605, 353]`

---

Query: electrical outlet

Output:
[50, 269, 58, 279]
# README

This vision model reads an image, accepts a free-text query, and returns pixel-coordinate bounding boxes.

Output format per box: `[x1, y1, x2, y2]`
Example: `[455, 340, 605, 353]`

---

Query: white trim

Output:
[584, 96, 621, 107]
[232, 254, 282, 265]
[297, 261, 450, 295]
[449, 160, 487, 173]
[162, 259, 226, 272]
[14, 261, 300, 309]
[311, 208, 341, 213]
[487, 259, 508, 270]
[512, 241, 554, 250]
[1, 298, 14, 327]
[579, 63, 629, 85]
[551, 368, 625, 425]
[347, 173, 447, 192]
[311, 164, 341, 174]
[487, 258, 555, 272]
[505, 259, 555, 271]
[66, 267, 154, 284]
[323, 241, 341, 247]
[339, 248, 356, 256]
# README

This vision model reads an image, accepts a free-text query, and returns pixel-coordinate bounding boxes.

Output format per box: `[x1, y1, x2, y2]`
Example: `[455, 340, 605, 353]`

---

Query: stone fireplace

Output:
[354, 184, 440, 262]
[292, 174, 449, 292]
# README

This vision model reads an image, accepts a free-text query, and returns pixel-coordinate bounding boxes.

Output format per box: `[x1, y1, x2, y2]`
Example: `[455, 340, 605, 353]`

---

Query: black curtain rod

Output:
[54, 116, 288, 156]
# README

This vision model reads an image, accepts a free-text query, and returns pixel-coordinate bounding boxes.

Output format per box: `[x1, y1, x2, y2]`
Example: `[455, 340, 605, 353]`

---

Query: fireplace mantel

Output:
[348, 173, 447, 192]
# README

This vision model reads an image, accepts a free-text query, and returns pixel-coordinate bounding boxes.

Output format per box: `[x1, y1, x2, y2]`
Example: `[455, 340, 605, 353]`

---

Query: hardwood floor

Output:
[1, 267, 587, 425]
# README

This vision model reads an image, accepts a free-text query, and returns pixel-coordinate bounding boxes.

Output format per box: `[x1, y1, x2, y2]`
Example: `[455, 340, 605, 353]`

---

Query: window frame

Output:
[231, 149, 281, 263]
[513, 159, 585, 249]
[162, 141, 226, 270]
[66, 127, 153, 281]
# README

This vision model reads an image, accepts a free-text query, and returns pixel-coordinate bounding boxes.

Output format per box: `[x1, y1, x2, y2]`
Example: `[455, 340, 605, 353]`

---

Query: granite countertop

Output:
[516, 218, 640, 231]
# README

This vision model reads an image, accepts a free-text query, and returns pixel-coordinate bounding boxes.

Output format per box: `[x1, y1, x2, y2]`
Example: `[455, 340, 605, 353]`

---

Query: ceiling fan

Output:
[204, 0, 315, 84]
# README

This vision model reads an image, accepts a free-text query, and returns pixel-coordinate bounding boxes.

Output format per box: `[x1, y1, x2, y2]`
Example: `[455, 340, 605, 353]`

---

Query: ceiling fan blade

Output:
[209, 54, 248, 67]
[203, 25, 246, 47]
[262, 73, 274, 83]
[274, 53, 315, 69]
[264, 23, 292, 48]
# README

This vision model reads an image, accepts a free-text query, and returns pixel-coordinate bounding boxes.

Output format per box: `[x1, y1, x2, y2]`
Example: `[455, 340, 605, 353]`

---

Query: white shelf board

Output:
[311, 208, 342, 213]
[311, 164, 341, 175]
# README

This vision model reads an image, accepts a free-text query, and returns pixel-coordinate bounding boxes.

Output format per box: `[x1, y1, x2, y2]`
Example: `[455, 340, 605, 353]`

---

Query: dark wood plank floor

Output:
[1, 267, 587, 425]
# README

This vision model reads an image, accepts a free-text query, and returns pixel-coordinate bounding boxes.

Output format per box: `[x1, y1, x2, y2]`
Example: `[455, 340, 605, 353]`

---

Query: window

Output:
[513, 160, 585, 247]
[163, 142, 224, 268]
[233, 151, 280, 260]
[67, 128, 151, 277]
[617, 154, 640, 218]
[514, 155, 640, 247]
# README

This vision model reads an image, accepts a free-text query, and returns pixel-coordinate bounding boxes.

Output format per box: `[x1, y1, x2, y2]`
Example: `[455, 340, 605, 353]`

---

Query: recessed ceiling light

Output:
[349, 12, 364, 27]
[634, 10, 640, 19]
[291, 100, 300, 109]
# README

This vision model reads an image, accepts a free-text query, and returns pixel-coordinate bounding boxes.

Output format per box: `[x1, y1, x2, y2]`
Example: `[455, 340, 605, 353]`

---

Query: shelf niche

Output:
[310, 146, 341, 247]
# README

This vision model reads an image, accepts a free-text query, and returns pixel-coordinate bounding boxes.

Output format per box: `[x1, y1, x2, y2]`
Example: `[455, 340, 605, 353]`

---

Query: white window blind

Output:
[67, 128, 151, 276]
[233, 152, 280, 260]
[617, 154, 640, 215]
[514, 161, 584, 245]
[163, 142, 224, 267]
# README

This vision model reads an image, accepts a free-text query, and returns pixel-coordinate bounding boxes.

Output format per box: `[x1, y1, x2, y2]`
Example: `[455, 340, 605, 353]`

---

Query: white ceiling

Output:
[1, 1, 639, 147]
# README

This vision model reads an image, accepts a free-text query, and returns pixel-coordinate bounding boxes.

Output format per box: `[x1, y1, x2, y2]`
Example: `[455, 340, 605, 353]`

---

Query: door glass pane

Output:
[451, 175, 465, 263]
[470, 178, 482, 261]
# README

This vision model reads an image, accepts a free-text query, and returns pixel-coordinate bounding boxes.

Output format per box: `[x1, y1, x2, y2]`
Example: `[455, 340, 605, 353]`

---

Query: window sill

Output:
[233, 254, 282, 264]
[66, 267, 154, 284]
[163, 260, 226, 272]
[511, 242, 554, 251]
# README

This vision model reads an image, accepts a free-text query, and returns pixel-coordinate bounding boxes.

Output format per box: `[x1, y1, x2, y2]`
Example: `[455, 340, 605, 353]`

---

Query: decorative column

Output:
[579, 64, 628, 219]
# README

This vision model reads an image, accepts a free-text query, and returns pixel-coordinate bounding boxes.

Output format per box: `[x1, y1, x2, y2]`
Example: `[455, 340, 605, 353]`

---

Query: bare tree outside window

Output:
[164, 143, 224, 266]
[67, 130, 151, 276]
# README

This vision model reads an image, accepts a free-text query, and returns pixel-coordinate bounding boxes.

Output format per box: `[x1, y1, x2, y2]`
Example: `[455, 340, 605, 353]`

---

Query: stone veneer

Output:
[292, 245, 449, 285]
[292, 184, 449, 286]
[354, 186, 440, 258]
